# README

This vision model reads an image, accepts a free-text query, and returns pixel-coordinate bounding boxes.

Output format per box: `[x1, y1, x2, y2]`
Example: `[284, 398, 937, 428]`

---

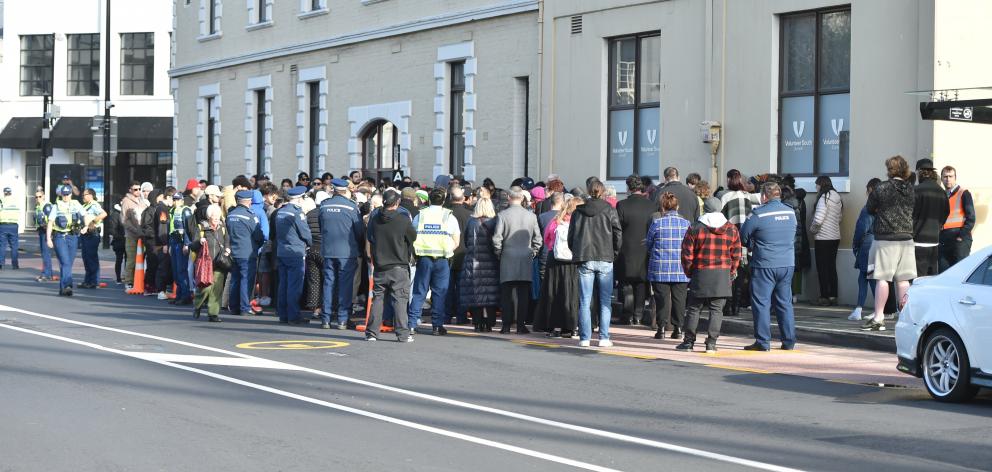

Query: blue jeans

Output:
[577, 261, 614, 341]
[80, 232, 101, 285]
[856, 270, 876, 308]
[407, 257, 450, 328]
[750, 267, 796, 348]
[38, 230, 53, 278]
[0, 223, 18, 267]
[321, 257, 358, 325]
[170, 239, 191, 300]
[229, 257, 255, 313]
[52, 233, 78, 291]
[277, 256, 306, 322]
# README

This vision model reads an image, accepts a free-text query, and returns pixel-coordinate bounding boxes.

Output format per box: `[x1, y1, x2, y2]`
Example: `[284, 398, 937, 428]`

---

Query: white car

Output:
[896, 244, 992, 402]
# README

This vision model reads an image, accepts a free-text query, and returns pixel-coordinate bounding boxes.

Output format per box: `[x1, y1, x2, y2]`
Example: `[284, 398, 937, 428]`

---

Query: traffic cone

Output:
[168, 282, 177, 299]
[127, 240, 146, 295]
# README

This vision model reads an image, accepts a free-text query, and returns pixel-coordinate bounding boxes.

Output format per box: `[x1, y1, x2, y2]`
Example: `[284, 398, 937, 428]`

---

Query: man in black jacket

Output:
[652, 167, 699, 222]
[568, 180, 622, 348]
[912, 159, 949, 277]
[365, 190, 417, 342]
[151, 187, 176, 298]
[444, 185, 472, 324]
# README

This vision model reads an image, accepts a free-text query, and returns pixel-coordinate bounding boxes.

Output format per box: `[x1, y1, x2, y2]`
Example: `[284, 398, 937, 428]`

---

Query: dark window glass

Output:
[121, 32, 154, 96]
[778, 8, 850, 177]
[607, 33, 660, 179]
[209, 0, 217, 34]
[967, 257, 992, 286]
[449, 61, 466, 175]
[258, 0, 267, 22]
[206, 97, 216, 184]
[67, 34, 100, 96]
[311, 0, 321, 10]
[308, 82, 320, 176]
[256, 90, 266, 177]
[20, 34, 54, 96]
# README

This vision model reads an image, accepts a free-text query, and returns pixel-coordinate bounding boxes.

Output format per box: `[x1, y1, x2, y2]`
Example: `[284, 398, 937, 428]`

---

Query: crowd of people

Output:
[9, 154, 977, 350]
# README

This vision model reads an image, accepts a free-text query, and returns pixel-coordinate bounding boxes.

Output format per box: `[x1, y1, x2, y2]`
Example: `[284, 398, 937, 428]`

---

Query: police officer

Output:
[34, 190, 54, 281]
[46, 185, 84, 296]
[0, 187, 21, 270]
[274, 186, 312, 324]
[227, 190, 264, 317]
[318, 179, 364, 330]
[78, 188, 108, 288]
[167, 192, 193, 305]
[407, 187, 461, 335]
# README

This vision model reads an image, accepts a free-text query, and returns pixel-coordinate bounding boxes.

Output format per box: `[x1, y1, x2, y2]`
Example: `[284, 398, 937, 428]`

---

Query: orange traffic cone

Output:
[127, 240, 146, 295]
[168, 282, 177, 299]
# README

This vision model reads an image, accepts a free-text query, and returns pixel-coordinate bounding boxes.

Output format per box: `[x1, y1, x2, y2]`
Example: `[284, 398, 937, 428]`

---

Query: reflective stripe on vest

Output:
[0, 199, 20, 224]
[944, 187, 966, 230]
[170, 205, 186, 234]
[412, 207, 454, 258]
[51, 201, 82, 233]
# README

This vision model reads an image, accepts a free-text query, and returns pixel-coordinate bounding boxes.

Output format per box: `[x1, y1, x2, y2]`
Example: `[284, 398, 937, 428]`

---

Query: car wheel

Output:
[922, 328, 979, 403]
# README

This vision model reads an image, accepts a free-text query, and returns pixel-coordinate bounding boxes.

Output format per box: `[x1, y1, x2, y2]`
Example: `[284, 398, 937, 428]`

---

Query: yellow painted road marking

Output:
[704, 364, 772, 374]
[599, 351, 655, 360]
[447, 330, 481, 337]
[236, 340, 350, 350]
[512, 340, 561, 348]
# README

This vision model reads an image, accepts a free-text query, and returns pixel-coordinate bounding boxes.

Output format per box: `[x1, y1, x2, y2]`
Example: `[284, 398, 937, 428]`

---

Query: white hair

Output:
[206, 204, 223, 220]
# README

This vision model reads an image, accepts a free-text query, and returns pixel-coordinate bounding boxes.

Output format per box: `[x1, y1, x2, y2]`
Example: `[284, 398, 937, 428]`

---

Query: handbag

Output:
[212, 227, 233, 272]
[194, 243, 214, 288]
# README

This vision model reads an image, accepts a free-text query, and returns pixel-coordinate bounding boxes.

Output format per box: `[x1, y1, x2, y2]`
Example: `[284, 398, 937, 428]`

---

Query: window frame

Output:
[777, 6, 851, 177]
[449, 61, 466, 176]
[120, 32, 155, 96]
[67, 33, 101, 97]
[19, 34, 55, 97]
[606, 31, 661, 180]
[256, 89, 266, 177]
[308, 81, 320, 176]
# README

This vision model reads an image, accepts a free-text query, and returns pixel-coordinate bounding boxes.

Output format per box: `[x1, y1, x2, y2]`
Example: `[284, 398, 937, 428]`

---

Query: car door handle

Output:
[958, 298, 977, 306]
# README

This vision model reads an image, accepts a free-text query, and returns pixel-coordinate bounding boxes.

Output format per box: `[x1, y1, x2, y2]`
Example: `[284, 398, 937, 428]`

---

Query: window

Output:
[607, 33, 660, 179]
[449, 61, 466, 175]
[20, 35, 54, 96]
[206, 97, 216, 183]
[311, 0, 320, 9]
[308, 82, 320, 175]
[258, 0, 268, 22]
[209, 0, 218, 34]
[967, 257, 992, 286]
[256, 90, 266, 177]
[67, 34, 100, 96]
[779, 8, 851, 176]
[121, 33, 154, 95]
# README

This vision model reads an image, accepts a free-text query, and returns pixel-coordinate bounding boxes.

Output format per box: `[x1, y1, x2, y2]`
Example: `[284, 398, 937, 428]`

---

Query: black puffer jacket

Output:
[867, 178, 914, 241]
[567, 198, 622, 263]
[459, 217, 500, 309]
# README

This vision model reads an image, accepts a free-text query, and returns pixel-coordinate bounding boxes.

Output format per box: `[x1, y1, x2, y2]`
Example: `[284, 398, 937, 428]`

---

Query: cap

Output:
[185, 178, 200, 191]
[330, 178, 349, 189]
[172, 192, 184, 200]
[235, 190, 253, 200]
[703, 197, 722, 213]
[530, 186, 546, 201]
[401, 187, 417, 200]
[382, 189, 401, 207]
[415, 189, 429, 203]
[2, 187, 11, 194]
[314, 191, 331, 205]
[62, 174, 71, 180]
[521, 177, 535, 190]
[58, 185, 73, 196]
[434, 174, 451, 189]
[287, 186, 307, 197]
[916, 158, 935, 171]
[204, 185, 223, 197]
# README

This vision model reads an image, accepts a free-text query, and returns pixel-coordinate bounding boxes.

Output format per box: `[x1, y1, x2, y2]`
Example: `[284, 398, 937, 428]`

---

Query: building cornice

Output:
[169, 0, 538, 78]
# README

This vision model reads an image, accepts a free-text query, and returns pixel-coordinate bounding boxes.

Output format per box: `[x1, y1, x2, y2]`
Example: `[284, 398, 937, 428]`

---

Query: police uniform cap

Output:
[331, 178, 349, 189]
[287, 186, 307, 197]
[173, 192, 184, 200]
[235, 190, 254, 200]
[58, 185, 73, 196]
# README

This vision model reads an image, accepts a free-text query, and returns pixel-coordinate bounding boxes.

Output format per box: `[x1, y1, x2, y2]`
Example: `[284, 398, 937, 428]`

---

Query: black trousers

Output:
[938, 230, 972, 273]
[470, 307, 497, 328]
[683, 296, 726, 343]
[915, 246, 939, 277]
[155, 247, 172, 291]
[500, 282, 531, 330]
[621, 281, 648, 324]
[814, 239, 840, 299]
[652, 282, 687, 332]
[144, 245, 159, 292]
[113, 247, 125, 282]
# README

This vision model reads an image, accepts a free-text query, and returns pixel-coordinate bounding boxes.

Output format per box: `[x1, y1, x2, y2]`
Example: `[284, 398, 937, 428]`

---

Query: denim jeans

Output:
[407, 257, 450, 328]
[0, 223, 19, 267]
[229, 257, 254, 313]
[856, 270, 876, 308]
[52, 233, 78, 291]
[38, 231, 53, 278]
[321, 257, 358, 325]
[170, 239, 191, 300]
[577, 260, 614, 341]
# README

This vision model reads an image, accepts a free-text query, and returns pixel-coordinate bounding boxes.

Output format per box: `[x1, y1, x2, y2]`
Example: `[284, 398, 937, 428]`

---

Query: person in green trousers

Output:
[191, 204, 230, 322]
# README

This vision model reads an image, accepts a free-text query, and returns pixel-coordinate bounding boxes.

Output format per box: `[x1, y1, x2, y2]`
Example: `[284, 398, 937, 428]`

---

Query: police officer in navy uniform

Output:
[46, 185, 84, 296]
[227, 190, 264, 316]
[274, 186, 313, 324]
[169, 191, 194, 305]
[0, 187, 21, 270]
[318, 179, 365, 329]
[33, 190, 54, 281]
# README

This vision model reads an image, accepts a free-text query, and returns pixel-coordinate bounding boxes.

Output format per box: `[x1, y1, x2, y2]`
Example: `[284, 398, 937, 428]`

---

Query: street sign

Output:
[949, 107, 973, 121]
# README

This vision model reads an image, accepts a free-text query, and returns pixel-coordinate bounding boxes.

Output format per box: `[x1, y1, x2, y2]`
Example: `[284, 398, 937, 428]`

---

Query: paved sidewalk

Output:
[717, 304, 895, 353]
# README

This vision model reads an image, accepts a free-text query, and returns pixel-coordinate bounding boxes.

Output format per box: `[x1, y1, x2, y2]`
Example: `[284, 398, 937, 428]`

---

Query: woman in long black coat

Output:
[615, 176, 657, 325]
[459, 198, 501, 331]
[301, 193, 326, 316]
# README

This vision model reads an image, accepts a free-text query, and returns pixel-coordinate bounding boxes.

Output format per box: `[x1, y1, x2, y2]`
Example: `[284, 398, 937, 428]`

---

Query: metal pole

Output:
[102, 0, 112, 248]
[41, 95, 50, 199]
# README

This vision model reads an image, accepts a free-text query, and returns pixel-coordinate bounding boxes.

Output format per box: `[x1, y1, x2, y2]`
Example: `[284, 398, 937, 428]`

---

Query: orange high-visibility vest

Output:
[944, 187, 966, 230]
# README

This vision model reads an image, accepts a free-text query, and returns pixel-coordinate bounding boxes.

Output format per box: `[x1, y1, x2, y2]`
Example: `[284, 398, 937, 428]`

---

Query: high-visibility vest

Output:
[944, 187, 967, 230]
[49, 200, 83, 233]
[35, 202, 52, 227]
[412, 206, 455, 258]
[82, 201, 103, 229]
[0, 197, 19, 224]
[170, 204, 187, 234]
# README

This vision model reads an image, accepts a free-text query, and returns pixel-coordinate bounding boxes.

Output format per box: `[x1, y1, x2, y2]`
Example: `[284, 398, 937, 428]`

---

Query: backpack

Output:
[553, 222, 573, 261]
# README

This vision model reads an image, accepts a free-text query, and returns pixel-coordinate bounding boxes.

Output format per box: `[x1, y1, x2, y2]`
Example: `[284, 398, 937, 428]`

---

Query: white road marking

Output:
[0, 304, 805, 472]
[127, 352, 302, 370]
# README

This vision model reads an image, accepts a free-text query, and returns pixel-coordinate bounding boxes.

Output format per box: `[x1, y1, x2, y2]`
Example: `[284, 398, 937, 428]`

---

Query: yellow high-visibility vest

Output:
[412, 206, 455, 258]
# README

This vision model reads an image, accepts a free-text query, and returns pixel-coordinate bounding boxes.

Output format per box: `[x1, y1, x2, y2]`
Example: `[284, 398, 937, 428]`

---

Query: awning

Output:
[0, 117, 43, 149]
[920, 98, 992, 124]
[119, 117, 172, 150]
[50, 117, 93, 149]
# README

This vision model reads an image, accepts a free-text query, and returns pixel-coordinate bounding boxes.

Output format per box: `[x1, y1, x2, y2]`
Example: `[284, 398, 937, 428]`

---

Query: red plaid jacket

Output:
[681, 221, 741, 276]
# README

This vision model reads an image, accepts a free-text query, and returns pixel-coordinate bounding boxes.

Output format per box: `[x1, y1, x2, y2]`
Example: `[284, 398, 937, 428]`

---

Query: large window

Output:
[308, 82, 320, 175]
[67, 34, 100, 96]
[206, 97, 216, 184]
[256, 90, 266, 177]
[258, 0, 268, 22]
[607, 33, 660, 179]
[779, 8, 850, 176]
[20, 35, 54, 96]
[449, 61, 466, 175]
[121, 33, 154, 96]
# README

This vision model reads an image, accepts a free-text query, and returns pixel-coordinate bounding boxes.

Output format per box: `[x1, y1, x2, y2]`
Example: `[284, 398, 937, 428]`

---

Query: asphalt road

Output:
[1, 266, 991, 472]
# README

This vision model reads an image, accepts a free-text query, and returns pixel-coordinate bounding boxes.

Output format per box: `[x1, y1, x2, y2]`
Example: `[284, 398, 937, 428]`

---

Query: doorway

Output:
[361, 120, 400, 183]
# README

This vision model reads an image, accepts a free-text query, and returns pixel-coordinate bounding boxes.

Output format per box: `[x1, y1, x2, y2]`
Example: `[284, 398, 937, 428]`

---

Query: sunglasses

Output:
[131, 187, 140, 191]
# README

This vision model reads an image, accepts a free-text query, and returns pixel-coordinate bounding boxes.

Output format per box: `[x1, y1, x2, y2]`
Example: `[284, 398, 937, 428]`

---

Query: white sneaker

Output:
[124, 284, 133, 291]
[578, 340, 591, 347]
[259, 296, 272, 306]
[157, 291, 168, 300]
[847, 307, 862, 321]
[598, 339, 613, 348]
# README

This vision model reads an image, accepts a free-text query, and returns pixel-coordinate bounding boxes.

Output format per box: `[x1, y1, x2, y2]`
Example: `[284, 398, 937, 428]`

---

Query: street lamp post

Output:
[102, 0, 112, 248]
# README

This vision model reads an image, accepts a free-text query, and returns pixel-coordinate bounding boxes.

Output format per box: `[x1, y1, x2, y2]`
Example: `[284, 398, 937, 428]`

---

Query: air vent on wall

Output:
[570, 15, 583, 35]
[289, 64, 298, 74]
